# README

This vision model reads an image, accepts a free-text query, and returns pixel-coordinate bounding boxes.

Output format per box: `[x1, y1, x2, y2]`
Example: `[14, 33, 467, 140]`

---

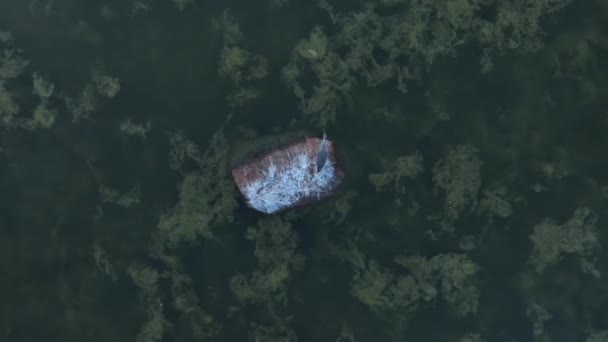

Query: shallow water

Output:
[1, 1, 607, 341]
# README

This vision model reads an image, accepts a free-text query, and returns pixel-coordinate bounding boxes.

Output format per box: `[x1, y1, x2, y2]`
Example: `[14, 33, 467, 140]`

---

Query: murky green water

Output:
[1, 1, 607, 341]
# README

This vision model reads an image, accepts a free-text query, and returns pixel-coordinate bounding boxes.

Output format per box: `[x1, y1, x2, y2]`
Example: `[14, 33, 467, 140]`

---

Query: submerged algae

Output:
[157, 130, 237, 246]
[477, 183, 513, 221]
[460, 333, 485, 342]
[128, 264, 171, 342]
[529, 207, 600, 274]
[253, 322, 297, 342]
[369, 152, 424, 208]
[433, 145, 483, 222]
[99, 184, 141, 208]
[587, 330, 608, 342]
[120, 118, 152, 139]
[526, 303, 552, 340]
[369, 152, 424, 192]
[216, 12, 269, 112]
[0, 37, 61, 130]
[230, 216, 304, 304]
[65, 70, 121, 122]
[123, 128, 237, 341]
[351, 249, 479, 318]
[395, 253, 480, 317]
[228, 216, 304, 341]
[284, 0, 573, 125]
[0, 46, 28, 80]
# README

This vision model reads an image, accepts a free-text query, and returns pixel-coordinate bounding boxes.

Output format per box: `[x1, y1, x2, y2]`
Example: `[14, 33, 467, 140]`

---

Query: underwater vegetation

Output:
[1, 0, 608, 341]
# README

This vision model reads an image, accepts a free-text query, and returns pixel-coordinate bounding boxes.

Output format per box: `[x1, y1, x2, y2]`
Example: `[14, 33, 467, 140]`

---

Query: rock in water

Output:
[231, 135, 345, 214]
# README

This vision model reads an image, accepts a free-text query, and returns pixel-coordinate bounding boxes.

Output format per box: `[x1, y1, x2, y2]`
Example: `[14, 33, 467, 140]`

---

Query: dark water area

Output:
[1, 0, 608, 341]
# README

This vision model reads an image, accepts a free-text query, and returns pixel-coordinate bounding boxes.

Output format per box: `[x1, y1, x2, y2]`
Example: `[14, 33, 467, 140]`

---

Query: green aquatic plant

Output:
[0, 48, 28, 80]
[587, 330, 608, 342]
[172, 0, 192, 11]
[99, 185, 141, 208]
[253, 322, 297, 342]
[529, 207, 600, 274]
[350, 249, 479, 318]
[25, 76, 58, 130]
[120, 118, 152, 139]
[169, 270, 221, 339]
[369, 152, 424, 191]
[29, 104, 56, 129]
[213, 11, 243, 46]
[65, 84, 97, 122]
[323, 190, 358, 225]
[32, 73, 54, 98]
[218, 46, 268, 87]
[63, 69, 120, 122]
[433, 145, 483, 222]
[92, 71, 121, 99]
[125, 128, 236, 340]
[368, 152, 424, 208]
[230, 216, 304, 304]
[547, 16, 608, 104]
[284, 0, 573, 126]
[0, 37, 61, 130]
[167, 131, 204, 170]
[92, 241, 117, 281]
[526, 303, 552, 340]
[351, 258, 419, 313]
[395, 254, 480, 317]
[283, 26, 355, 126]
[157, 130, 237, 246]
[129, 264, 161, 294]
[477, 183, 513, 221]
[460, 333, 485, 342]
[216, 12, 268, 112]
[0, 81, 20, 125]
[128, 264, 171, 342]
